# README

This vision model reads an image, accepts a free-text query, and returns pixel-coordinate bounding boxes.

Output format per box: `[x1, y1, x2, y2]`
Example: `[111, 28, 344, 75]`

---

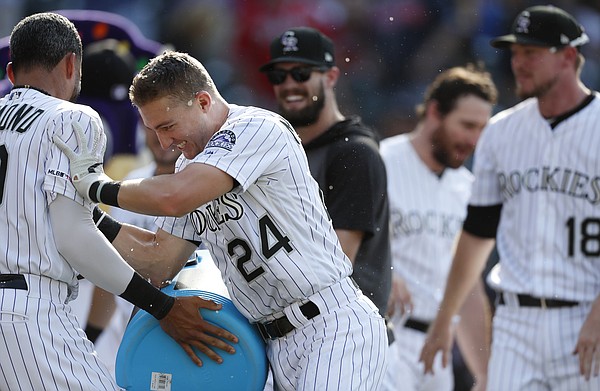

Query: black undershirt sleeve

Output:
[462, 204, 502, 239]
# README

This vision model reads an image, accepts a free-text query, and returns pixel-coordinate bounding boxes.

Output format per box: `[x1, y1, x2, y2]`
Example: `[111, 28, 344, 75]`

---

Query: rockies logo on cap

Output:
[259, 26, 335, 72]
[514, 11, 531, 34]
[281, 31, 299, 53]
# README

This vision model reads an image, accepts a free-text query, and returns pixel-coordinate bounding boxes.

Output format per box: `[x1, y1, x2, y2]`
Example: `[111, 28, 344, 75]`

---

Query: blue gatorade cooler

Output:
[116, 250, 268, 391]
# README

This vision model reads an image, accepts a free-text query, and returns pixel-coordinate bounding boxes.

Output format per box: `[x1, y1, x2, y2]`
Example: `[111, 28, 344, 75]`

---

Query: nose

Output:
[156, 132, 173, 150]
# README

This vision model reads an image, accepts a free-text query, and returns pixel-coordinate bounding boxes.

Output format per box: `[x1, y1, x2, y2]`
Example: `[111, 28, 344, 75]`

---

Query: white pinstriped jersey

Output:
[158, 104, 353, 322]
[0, 87, 118, 391]
[0, 88, 103, 289]
[471, 94, 600, 302]
[380, 134, 472, 321]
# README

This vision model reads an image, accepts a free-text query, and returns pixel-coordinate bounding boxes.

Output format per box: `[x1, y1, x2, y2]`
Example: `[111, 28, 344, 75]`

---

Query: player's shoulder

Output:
[488, 98, 537, 127]
[223, 104, 299, 143]
[53, 100, 103, 124]
[226, 104, 285, 127]
[581, 91, 600, 114]
[47, 101, 103, 142]
[380, 133, 409, 150]
[478, 98, 539, 148]
[379, 133, 410, 159]
[3, 90, 101, 123]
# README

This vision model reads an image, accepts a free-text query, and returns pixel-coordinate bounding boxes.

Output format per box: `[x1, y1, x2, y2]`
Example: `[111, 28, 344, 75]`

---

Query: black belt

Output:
[258, 301, 320, 340]
[0, 274, 27, 290]
[498, 293, 580, 309]
[404, 318, 430, 333]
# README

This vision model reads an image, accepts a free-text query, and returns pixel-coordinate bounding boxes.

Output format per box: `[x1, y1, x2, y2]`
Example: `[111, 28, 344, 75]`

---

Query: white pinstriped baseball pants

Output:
[265, 277, 388, 391]
[0, 274, 120, 391]
[488, 300, 600, 391]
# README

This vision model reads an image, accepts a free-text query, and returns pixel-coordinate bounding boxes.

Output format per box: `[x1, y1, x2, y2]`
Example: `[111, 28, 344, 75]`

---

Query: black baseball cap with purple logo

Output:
[490, 5, 589, 49]
[259, 27, 335, 72]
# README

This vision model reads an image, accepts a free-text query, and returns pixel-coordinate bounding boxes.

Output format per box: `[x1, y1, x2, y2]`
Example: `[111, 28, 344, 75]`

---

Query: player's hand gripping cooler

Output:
[116, 250, 268, 391]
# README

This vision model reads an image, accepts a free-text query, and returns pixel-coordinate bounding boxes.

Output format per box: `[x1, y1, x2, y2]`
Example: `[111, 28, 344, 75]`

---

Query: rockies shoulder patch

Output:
[206, 129, 236, 151]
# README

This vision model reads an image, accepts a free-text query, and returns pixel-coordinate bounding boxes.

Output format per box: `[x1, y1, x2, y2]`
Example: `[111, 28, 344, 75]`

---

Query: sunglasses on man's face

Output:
[265, 66, 326, 85]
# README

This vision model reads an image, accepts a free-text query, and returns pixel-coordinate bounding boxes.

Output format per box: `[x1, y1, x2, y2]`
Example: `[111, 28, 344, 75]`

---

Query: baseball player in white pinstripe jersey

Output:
[420, 5, 600, 390]
[0, 13, 238, 391]
[55, 50, 388, 390]
[380, 65, 497, 391]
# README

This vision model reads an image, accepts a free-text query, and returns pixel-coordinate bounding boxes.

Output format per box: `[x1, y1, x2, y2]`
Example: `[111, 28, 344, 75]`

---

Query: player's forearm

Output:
[435, 231, 495, 325]
[116, 176, 191, 217]
[114, 164, 233, 217]
[89, 176, 187, 216]
[111, 224, 195, 285]
[93, 206, 197, 285]
[93, 205, 162, 281]
[111, 223, 165, 282]
[456, 279, 492, 386]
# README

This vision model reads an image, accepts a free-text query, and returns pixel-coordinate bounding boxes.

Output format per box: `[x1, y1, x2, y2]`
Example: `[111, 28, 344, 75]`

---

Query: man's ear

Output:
[425, 100, 442, 122]
[6, 62, 14, 85]
[562, 45, 579, 68]
[195, 91, 212, 111]
[65, 52, 77, 80]
[325, 66, 340, 88]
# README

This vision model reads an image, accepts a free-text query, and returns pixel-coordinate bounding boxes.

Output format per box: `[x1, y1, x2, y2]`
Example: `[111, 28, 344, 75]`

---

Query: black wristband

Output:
[119, 273, 175, 320]
[89, 181, 121, 207]
[92, 206, 122, 243]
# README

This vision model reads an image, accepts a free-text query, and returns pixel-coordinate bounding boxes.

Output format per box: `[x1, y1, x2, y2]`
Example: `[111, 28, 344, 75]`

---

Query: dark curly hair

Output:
[9, 12, 82, 74]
